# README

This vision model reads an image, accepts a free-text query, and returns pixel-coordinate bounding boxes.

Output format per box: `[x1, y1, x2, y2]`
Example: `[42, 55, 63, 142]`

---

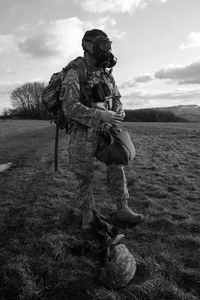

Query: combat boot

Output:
[81, 209, 94, 230]
[112, 202, 144, 225]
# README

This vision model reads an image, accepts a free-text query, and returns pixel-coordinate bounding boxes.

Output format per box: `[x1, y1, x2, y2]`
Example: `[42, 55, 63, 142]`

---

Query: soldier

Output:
[60, 29, 144, 230]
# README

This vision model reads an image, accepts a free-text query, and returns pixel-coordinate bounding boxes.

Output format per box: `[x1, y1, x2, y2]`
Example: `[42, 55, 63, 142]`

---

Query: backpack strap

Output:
[61, 57, 88, 105]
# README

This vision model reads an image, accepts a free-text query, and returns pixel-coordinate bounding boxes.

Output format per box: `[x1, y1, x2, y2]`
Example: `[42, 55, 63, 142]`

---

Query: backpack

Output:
[41, 57, 87, 172]
[42, 57, 87, 131]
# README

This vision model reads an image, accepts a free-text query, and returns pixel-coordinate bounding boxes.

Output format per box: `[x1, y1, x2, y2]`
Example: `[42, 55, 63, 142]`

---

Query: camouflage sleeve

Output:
[111, 75, 125, 117]
[60, 68, 102, 128]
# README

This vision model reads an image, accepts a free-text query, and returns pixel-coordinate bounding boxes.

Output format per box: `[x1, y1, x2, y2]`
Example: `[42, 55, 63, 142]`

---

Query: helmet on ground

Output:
[100, 243, 137, 289]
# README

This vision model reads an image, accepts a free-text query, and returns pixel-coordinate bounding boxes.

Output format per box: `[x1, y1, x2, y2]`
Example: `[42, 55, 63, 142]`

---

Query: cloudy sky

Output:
[0, 0, 200, 113]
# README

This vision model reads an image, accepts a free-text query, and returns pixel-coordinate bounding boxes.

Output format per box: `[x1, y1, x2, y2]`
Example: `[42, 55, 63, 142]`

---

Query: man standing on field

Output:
[60, 29, 144, 230]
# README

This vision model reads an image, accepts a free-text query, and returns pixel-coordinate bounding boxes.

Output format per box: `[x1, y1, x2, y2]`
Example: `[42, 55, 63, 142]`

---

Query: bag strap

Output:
[61, 57, 88, 104]
[62, 57, 87, 83]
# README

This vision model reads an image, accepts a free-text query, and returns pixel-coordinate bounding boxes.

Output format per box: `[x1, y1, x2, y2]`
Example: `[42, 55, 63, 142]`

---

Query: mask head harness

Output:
[82, 29, 117, 68]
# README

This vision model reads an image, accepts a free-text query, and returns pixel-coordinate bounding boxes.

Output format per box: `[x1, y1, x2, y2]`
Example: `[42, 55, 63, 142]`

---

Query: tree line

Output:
[124, 109, 188, 123]
[1, 81, 188, 122]
[1, 82, 48, 119]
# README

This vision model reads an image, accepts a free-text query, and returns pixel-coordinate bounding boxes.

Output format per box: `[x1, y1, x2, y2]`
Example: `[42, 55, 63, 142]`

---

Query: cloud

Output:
[18, 17, 84, 59]
[0, 17, 125, 65]
[122, 86, 200, 100]
[135, 74, 153, 83]
[180, 32, 200, 50]
[0, 81, 34, 113]
[0, 34, 17, 54]
[53, 0, 64, 3]
[119, 74, 153, 88]
[0, 82, 20, 95]
[155, 60, 200, 84]
[96, 17, 126, 39]
[0, 68, 16, 75]
[17, 17, 125, 63]
[0, 89, 10, 96]
[121, 87, 200, 109]
[120, 80, 137, 89]
[19, 34, 60, 57]
[79, 0, 167, 14]
[122, 97, 151, 109]
[120, 58, 200, 108]
[0, 82, 21, 113]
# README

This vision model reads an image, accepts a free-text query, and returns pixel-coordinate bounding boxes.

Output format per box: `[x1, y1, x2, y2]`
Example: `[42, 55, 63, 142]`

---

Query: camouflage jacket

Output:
[60, 56, 124, 129]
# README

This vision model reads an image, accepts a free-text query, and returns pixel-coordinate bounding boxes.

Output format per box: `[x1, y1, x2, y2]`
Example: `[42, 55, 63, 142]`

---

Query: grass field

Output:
[0, 120, 200, 300]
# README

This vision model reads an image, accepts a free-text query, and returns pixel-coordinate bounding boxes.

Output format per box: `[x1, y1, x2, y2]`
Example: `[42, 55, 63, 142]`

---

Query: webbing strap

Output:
[62, 57, 88, 105]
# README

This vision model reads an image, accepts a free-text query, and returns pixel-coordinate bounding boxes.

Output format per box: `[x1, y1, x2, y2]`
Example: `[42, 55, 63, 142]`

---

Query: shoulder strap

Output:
[76, 58, 88, 86]
[62, 56, 87, 83]
[61, 57, 88, 105]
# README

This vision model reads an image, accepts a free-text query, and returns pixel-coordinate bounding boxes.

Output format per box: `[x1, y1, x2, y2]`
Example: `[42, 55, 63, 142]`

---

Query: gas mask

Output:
[92, 36, 117, 68]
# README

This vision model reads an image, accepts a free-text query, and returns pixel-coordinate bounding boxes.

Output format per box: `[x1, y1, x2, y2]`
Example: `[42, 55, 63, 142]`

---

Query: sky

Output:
[0, 0, 200, 113]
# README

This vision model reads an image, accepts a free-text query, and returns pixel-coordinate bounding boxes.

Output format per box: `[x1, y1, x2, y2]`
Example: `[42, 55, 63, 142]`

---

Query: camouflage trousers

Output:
[68, 125, 129, 212]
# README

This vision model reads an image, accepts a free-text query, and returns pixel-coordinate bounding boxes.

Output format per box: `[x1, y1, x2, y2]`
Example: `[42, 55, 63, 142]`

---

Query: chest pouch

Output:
[91, 82, 112, 110]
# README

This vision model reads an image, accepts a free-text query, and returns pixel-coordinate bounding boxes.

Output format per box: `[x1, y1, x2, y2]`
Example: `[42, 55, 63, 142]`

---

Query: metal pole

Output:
[54, 122, 59, 172]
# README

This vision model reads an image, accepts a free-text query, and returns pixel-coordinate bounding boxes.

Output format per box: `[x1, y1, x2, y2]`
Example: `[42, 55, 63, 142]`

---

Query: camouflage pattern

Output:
[90, 209, 137, 289]
[60, 68, 102, 128]
[100, 243, 137, 289]
[68, 125, 97, 212]
[60, 56, 129, 213]
[107, 164, 129, 209]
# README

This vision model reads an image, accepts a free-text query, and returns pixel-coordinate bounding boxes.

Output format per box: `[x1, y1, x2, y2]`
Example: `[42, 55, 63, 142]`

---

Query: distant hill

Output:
[156, 105, 200, 123]
[124, 105, 200, 123]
